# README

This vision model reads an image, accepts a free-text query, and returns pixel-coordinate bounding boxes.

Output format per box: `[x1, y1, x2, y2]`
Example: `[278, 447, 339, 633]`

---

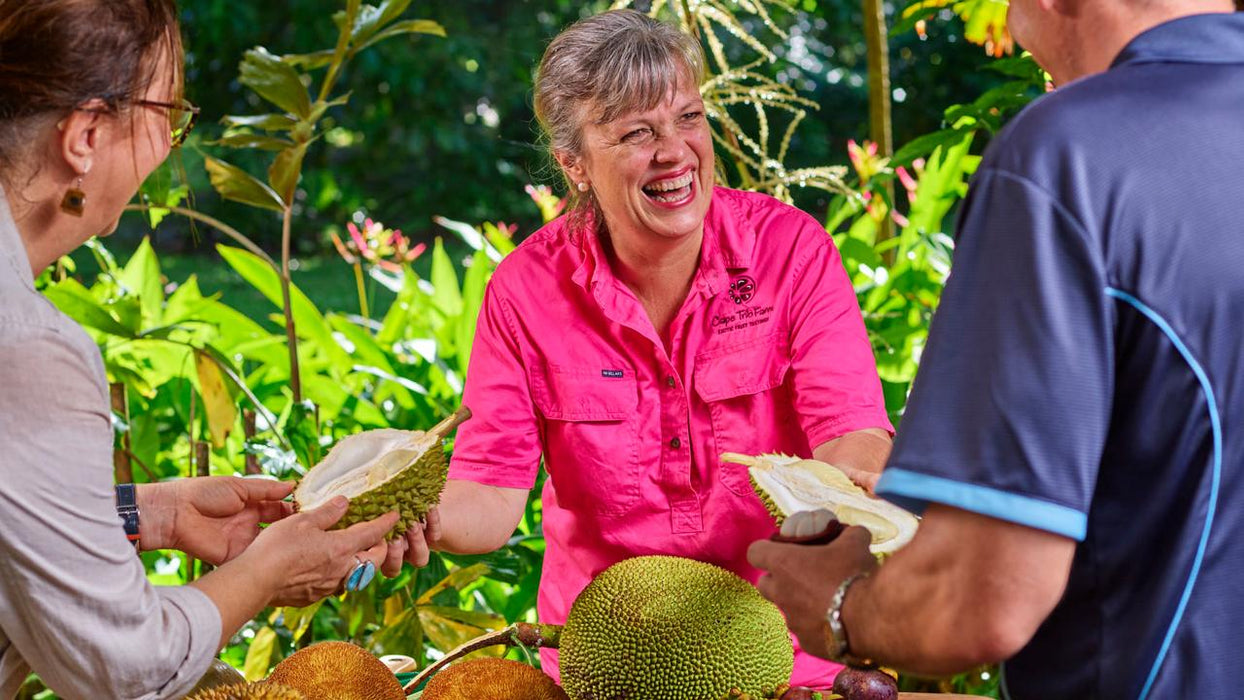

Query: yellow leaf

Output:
[195, 350, 237, 449]
[243, 626, 278, 681]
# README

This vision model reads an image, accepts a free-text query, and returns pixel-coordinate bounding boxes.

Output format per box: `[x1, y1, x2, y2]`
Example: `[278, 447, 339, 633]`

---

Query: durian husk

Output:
[185, 682, 305, 700]
[293, 408, 470, 538]
[421, 657, 569, 700]
[181, 659, 246, 698]
[722, 452, 919, 555]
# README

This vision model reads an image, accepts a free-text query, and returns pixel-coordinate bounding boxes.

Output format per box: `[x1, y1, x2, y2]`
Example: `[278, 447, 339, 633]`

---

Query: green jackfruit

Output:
[421, 658, 569, 700]
[185, 683, 305, 700]
[560, 556, 794, 700]
[266, 641, 406, 700]
[293, 408, 469, 538]
[722, 452, 919, 555]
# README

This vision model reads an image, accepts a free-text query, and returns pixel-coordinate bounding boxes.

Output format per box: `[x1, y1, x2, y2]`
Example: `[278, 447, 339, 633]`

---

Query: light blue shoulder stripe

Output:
[875, 469, 1088, 540]
[1106, 287, 1223, 700]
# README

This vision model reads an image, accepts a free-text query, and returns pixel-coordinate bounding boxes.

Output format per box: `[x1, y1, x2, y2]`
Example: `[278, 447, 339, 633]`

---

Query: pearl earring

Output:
[577, 181, 590, 193]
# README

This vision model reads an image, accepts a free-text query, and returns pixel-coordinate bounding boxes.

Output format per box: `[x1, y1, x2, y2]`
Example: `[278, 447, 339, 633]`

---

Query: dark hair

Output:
[0, 0, 182, 173]
[534, 9, 705, 232]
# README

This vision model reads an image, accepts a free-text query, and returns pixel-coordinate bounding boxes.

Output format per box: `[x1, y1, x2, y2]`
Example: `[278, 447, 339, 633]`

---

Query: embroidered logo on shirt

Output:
[728, 276, 757, 305]
[601, 369, 625, 379]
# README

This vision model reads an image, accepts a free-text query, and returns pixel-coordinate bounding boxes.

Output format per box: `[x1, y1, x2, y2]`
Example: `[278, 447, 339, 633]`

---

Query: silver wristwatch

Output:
[824, 572, 872, 665]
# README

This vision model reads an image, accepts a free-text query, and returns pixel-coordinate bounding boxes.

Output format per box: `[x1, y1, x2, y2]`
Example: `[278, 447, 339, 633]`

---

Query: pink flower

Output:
[526, 183, 567, 224]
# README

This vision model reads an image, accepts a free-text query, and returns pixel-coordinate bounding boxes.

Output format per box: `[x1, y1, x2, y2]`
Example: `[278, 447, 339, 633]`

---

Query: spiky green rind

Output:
[750, 472, 786, 526]
[560, 556, 794, 700]
[329, 446, 447, 539]
[185, 682, 305, 700]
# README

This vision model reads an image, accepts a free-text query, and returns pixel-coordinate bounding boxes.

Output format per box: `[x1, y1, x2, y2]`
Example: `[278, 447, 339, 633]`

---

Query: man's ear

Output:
[1045, 0, 1077, 18]
[57, 99, 109, 178]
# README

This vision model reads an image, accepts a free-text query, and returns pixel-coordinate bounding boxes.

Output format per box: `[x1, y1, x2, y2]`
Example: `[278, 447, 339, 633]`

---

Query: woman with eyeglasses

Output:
[0, 2, 405, 698]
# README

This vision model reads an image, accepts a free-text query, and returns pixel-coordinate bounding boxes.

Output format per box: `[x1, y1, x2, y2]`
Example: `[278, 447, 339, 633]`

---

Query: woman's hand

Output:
[397, 506, 442, 570]
[239, 496, 400, 608]
[137, 477, 294, 564]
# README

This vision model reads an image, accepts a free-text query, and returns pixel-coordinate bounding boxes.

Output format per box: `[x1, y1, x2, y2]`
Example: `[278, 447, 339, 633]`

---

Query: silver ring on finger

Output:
[344, 555, 377, 592]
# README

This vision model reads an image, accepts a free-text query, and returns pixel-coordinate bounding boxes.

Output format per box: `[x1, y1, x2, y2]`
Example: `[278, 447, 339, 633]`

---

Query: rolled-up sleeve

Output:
[448, 281, 543, 490]
[787, 230, 894, 447]
[0, 325, 220, 700]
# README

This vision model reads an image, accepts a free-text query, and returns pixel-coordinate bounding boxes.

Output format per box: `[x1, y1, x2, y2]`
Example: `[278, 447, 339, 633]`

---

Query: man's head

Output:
[1007, 0, 1238, 85]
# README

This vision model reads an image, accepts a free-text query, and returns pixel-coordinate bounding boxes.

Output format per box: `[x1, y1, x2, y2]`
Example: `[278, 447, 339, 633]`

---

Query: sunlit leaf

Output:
[239, 47, 312, 118]
[204, 156, 284, 212]
[43, 279, 138, 338]
[119, 236, 163, 329]
[242, 626, 278, 681]
[195, 350, 237, 448]
[213, 132, 296, 151]
[415, 563, 490, 605]
[269, 143, 308, 206]
[355, 19, 447, 53]
[220, 113, 298, 132]
[429, 238, 462, 319]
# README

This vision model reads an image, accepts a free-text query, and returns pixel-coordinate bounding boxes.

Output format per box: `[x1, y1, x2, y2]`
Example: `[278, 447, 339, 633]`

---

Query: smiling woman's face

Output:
[565, 75, 715, 247]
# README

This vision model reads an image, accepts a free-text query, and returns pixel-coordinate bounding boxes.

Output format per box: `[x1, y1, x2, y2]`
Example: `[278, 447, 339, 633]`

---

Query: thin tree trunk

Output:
[863, 0, 896, 262]
[280, 206, 303, 403]
[110, 382, 133, 484]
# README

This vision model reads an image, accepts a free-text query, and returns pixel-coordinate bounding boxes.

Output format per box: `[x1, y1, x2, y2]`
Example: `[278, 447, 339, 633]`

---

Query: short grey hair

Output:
[534, 9, 706, 226]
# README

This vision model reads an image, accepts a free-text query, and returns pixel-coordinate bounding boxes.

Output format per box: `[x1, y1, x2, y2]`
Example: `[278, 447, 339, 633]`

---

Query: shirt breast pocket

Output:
[532, 365, 641, 516]
[694, 335, 797, 497]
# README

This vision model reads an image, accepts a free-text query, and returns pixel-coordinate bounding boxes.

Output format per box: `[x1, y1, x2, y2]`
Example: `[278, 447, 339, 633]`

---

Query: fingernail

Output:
[331, 496, 349, 509]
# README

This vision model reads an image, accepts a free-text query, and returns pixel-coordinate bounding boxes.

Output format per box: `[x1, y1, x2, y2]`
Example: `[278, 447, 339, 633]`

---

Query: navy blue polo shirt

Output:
[875, 13, 1244, 700]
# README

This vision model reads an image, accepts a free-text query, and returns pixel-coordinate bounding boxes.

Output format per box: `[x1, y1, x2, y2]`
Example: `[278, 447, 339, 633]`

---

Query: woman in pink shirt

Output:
[405, 9, 892, 689]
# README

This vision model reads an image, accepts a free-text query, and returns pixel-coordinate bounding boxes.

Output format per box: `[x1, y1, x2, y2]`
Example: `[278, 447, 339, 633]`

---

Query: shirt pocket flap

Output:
[694, 334, 791, 402]
[533, 365, 638, 421]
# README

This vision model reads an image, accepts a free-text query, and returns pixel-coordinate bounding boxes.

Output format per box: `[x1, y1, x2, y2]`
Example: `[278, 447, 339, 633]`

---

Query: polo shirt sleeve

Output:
[787, 220, 894, 447]
[448, 281, 543, 490]
[875, 168, 1113, 541]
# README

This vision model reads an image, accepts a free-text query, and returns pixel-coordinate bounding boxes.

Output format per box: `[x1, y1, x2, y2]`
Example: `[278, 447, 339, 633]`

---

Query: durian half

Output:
[293, 408, 470, 538]
[721, 452, 918, 555]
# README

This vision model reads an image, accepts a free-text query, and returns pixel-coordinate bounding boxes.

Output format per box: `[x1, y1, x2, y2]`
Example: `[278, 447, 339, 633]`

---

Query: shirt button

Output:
[670, 437, 682, 449]
[666, 376, 676, 388]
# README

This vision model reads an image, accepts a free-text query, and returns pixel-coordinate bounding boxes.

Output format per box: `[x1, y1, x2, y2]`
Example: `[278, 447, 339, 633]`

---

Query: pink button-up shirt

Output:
[450, 187, 892, 688]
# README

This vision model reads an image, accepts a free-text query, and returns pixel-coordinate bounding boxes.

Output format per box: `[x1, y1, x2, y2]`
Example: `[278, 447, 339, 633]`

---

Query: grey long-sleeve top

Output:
[0, 189, 221, 699]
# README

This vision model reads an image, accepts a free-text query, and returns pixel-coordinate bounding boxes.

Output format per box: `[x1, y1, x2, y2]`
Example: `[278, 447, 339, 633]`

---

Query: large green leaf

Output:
[242, 626, 278, 681]
[216, 244, 352, 374]
[455, 249, 492, 375]
[429, 238, 462, 319]
[239, 47, 312, 119]
[43, 279, 138, 338]
[213, 132, 295, 151]
[119, 237, 163, 329]
[204, 156, 284, 213]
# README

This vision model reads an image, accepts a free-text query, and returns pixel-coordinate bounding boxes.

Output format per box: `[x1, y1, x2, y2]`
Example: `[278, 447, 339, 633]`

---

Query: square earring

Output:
[60, 177, 85, 217]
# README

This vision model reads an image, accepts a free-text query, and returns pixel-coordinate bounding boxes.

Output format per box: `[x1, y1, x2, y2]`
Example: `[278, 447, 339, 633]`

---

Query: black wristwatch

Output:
[115, 483, 141, 551]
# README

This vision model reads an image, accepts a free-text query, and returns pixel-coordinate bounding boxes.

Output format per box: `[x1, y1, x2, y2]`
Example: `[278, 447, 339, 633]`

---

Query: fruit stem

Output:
[402, 622, 561, 692]
[429, 406, 473, 441]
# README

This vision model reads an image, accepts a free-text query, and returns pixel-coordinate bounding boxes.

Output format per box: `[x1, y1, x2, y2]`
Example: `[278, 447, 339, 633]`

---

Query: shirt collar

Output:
[570, 186, 758, 295]
[1112, 12, 1244, 69]
[0, 187, 35, 292]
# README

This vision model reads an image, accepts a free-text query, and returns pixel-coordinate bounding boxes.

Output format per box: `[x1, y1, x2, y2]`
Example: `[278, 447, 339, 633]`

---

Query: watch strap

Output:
[115, 483, 141, 550]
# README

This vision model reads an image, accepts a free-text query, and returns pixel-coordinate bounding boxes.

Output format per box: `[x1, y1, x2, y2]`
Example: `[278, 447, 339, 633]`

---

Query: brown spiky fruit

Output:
[266, 641, 405, 700]
[421, 657, 569, 700]
[185, 682, 305, 700]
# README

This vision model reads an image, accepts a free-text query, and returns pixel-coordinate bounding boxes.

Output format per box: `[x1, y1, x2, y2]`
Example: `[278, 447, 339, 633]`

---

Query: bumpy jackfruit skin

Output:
[295, 430, 449, 539]
[559, 556, 794, 700]
[266, 641, 406, 700]
[421, 657, 569, 700]
[185, 682, 305, 700]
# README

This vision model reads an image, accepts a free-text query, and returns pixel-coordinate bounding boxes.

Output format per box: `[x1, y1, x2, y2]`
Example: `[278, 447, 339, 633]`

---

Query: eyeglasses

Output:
[134, 98, 200, 148]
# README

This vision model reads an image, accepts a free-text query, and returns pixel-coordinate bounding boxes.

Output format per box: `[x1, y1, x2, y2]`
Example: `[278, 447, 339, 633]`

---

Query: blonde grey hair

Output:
[534, 9, 706, 229]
